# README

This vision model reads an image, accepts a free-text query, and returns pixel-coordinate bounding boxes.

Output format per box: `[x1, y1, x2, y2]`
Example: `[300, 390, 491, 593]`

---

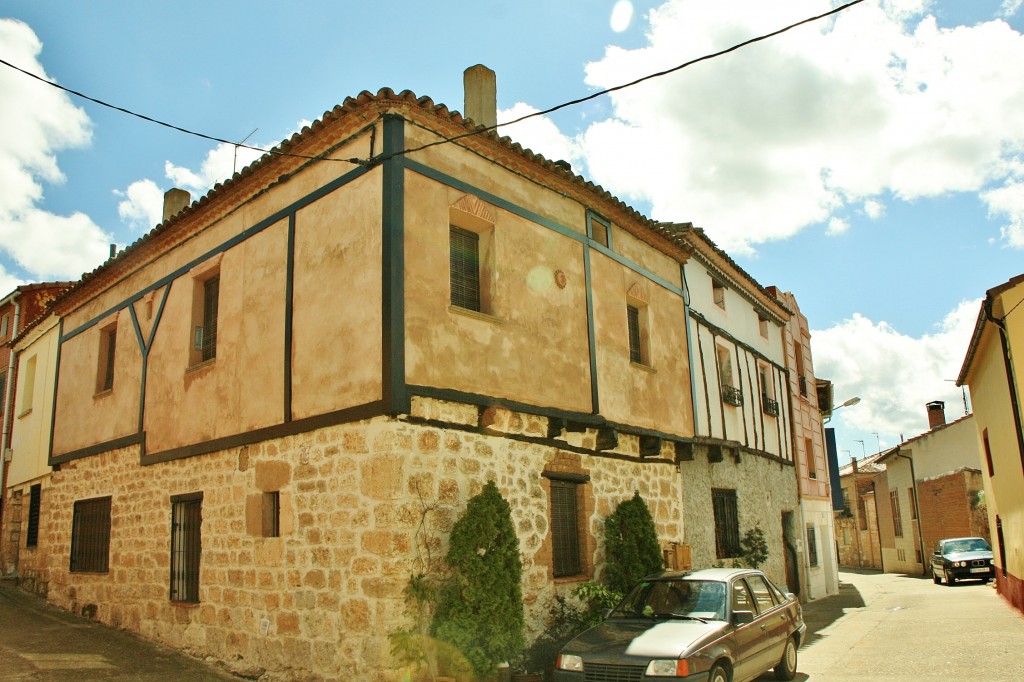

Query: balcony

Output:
[762, 395, 779, 416]
[722, 385, 743, 407]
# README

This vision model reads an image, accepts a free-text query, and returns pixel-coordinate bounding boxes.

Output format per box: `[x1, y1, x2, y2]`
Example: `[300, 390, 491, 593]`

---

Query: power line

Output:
[0, 0, 865, 166]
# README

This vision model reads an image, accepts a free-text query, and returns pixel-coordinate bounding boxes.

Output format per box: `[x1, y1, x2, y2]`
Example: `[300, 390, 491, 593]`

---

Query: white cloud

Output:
[811, 299, 980, 442]
[611, 1, 635, 33]
[1002, 1, 1023, 19]
[826, 217, 849, 236]
[862, 199, 885, 219]
[0, 19, 110, 280]
[576, 0, 1024, 252]
[497, 103, 584, 168]
[165, 141, 265, 197]
[115, 179, 164, 231]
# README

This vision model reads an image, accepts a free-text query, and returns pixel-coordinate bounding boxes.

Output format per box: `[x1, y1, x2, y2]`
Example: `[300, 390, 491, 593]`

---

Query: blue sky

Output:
[2, 0, 1022, 463]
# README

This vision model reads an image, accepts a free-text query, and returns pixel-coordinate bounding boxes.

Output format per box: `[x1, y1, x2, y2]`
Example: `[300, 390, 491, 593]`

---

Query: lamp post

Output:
[823, 396, 860, 424]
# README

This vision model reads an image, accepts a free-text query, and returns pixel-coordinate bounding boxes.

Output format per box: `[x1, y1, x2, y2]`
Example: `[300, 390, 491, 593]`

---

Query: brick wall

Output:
[918, 469, 990, 553]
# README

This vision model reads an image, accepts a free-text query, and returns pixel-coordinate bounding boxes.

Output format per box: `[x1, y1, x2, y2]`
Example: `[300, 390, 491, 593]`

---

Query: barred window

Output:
[807, 526, 818, 567]
[70, 497, 111, 573]
[712, 488, 740, 559]
[26, 483, 41, 548]
[170, 493, 203, 603]
[450, 227, 481, 312]
[627, 305, 643, 363]
[548, 478, 582, 578]
[890, 490, 903, 538]
[201, 276, 219, 362]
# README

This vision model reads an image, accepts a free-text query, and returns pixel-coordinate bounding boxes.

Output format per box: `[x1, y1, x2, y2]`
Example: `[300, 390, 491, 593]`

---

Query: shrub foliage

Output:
[604, 491, 664, 594]
[432, 481, 525, 679]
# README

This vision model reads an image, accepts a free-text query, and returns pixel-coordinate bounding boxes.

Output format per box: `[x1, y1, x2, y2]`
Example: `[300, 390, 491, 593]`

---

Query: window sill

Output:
[17, 407, 32, 419]
[630, 361, 656, 374]
[553, 574, 592, 586]
[448, 305, 504, 325]
[93, 389, 113, 400]
[186, 358, 216, 374]
[170, 600, 201, 608]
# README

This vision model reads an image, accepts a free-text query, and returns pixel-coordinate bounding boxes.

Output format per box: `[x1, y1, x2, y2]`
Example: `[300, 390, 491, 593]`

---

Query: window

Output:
[20, 355, 36, 416]
[983, 428, 994, 477]
[717, 345, 741, 406]
[26, 483, 41, 548]
[841, 488, 851, 514]
[746, 574, 777, 612]
[170, 493, 203, 603]
[712, 278, 726, 309]
[627, 305, 643, 363]
[70, 497, 111, 573]
[890, 490, 903, 538]
[758, 314, 769, 339]
[0, 313, 8, 338]
[795, 343, 807, 397]
[201, 276, 219, 361]
[587, 211, 610, 248]
[262, 492, 280, 538]
[806, 437, 817, 479]
[759, 363, 778, 416]
[807, 526, 818, 567]
[712, 489, 740, 559]
[547, 477, 586, 578]
[450, 226, 481, 312]
[731, 579, 754, 612]
[96, 324, 117, 393]
[909, 487, 917, 519]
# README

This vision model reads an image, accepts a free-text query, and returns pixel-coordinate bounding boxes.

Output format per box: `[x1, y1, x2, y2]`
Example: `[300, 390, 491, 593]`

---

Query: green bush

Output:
[604, 492, 664, 594]
[519, 583, 622, 675]
[738, 526, 769, 569]
[432, 481, 525, 679]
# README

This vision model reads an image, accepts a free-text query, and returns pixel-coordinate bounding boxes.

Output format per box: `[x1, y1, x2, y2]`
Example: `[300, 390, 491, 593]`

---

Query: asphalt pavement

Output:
[0, 578, 241, 681]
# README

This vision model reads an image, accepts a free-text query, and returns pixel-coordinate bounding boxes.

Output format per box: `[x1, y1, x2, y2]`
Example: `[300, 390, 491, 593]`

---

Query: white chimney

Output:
[464, 65, 497, 129]
[163, 188, 191, 224]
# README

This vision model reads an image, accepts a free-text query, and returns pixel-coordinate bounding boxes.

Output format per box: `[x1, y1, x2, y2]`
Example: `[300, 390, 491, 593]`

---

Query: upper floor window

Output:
[450, 226, 482, 312]
[96, 323, 117, 393]
[190, 271, 220, 367]
[717, 344, 741, 406]
[758, 314, 769, 339]
[890, 490, 903, 538]
[805, 436, 817, 479]
[759, 363, 778, 416]
[627, 305, 643, 363]
[587, 211, 611, 248]
[712, 278, 726, 309]
[19, 355, 36, 417]
[0, 313, 9, 338]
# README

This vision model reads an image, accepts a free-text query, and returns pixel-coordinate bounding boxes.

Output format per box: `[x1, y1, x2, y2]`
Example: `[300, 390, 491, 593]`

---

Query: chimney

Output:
[464, 64, 497, 129]
[926, 400, 946, 430]
[852, 458, 858, 473]
[163, 188, 191, 224]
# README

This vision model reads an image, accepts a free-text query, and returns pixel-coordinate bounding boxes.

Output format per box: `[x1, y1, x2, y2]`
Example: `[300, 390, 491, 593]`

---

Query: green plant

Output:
[432, 481, 525, 680]
[737, 526, 769, 569]
[517, 583, 622, 675]
[604, 492, 664, 594]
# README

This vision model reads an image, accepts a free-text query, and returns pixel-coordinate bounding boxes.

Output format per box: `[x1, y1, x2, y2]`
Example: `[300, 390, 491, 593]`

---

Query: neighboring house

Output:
[834, 449, 885, 570]
[14, 69, 719, 679]
[958, 274, 1024, 615]
[769, 288, 839, 600]
[874, 403, 987, 576]
[669, 225, 800, 592]
[0, 282, 73, 575]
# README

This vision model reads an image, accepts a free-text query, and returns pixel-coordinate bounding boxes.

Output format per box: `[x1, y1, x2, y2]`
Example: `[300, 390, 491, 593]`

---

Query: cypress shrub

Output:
[604, 492, 664, 594]
[432, 481, 525, 679]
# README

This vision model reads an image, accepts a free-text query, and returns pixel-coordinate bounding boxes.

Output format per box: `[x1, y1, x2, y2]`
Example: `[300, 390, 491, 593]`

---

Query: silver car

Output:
[553, 568, 805, 682]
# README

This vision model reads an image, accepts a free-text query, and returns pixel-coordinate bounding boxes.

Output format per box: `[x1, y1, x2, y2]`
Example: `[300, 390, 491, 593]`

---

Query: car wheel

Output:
[774, 636, 798, 680]
[945, 569, 956, 586]
[709, 662, 730, 682]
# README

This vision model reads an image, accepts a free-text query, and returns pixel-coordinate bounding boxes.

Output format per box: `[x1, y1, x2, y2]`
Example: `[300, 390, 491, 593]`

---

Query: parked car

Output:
[553, 568, 806, 682]
[931, 536, 994, 585]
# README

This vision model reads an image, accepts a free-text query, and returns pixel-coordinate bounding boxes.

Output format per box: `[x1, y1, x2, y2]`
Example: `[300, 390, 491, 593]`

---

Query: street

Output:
[1, 570, 1023, 680]
[793, 569, 1024, 681]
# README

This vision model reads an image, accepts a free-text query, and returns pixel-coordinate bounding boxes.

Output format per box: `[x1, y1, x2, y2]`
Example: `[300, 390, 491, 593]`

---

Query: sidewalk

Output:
[0, 578, 242, 681]
[795, 569, 1024, 680]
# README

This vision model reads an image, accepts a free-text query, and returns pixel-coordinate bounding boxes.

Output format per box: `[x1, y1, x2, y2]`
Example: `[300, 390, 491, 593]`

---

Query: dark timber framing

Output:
[47, 112, 702, 468]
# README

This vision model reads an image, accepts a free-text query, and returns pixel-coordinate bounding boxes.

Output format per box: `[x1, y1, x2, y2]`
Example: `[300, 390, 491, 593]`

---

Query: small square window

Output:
[587, 211, 610, 248]
[758, 314, 769, 338]
[712, 279, 726, 309]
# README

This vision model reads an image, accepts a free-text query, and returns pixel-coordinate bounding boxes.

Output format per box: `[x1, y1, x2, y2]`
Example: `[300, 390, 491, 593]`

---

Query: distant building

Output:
[834, 450, 885, 570]
[958, 274, 1024, 615]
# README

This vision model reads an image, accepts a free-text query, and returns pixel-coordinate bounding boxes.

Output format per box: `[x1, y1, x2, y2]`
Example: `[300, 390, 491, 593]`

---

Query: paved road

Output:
[792, 569, 1024, 681]
[0, 579, 241, 681]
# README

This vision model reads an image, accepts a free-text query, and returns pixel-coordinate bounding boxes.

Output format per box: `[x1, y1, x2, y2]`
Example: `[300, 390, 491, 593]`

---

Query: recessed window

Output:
[712, 488, 740, 559]
[805, 437, 816, 479]
[807, 526, 819, 567]
[758, 314, 769, 339]
[587, 211, 610, 248]
[170, 492, 203, 603]
[262, 491, 280, 538]
[70, 496, 111, 573]
[19, 355, 36, 416]
[26, 483, 41, 548]
[450, 226, 481, 312]
[759, 363, 778, 416]
[712, 278, 726, 309]
[0, 314, 9, 338]
[717, 345, 741, 406]
[96, 324, 117, 393]
[890, 490, 903, 538]
[190, 273, 220, 366]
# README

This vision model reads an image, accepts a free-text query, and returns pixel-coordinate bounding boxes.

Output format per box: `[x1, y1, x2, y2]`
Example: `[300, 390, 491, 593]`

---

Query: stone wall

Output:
[31, 398, 684, 681]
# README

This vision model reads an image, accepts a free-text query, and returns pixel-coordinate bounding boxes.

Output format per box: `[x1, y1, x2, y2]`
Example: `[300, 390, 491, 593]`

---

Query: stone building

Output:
[2, 68, 808, 679]
[958, 274, 1024, 614]
[834, 451, 884, 570]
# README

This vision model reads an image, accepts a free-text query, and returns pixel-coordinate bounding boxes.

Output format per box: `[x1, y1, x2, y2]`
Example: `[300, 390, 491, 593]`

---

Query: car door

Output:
[745, 573, 788, 670]
[729, 577, 768, 682]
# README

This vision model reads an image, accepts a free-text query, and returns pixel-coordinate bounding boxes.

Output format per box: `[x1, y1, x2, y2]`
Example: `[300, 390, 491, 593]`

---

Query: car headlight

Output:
[645, 660, 689, 677]
[957, 561, 966, 568]
[556, 654, 584, 672]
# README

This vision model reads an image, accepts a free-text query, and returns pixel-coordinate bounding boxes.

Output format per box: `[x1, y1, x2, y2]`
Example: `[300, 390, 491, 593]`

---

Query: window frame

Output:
[806, 525, 819, 567]
[449, 225, 482, 312]
[70, 496, 112, 573]
[189, 264, 221, 368]
[262, 491, 280, 538]
[170, 492, 203, 603]
[543, 471, 590, 579]
[712, 488, 740, 559]
[711, 277, 727, 309]
[586, 210, 611, 248]
[890, 490, 903, 538]
[26, 483, 41, 548]
[96, 323, 117, 393]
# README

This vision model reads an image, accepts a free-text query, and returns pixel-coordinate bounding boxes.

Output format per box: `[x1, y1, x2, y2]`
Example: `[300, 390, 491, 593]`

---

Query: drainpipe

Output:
[894, 446, 927, 576]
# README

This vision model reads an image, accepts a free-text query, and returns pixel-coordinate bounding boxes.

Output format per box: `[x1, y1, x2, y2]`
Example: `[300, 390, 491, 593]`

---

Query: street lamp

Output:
[823, 396, 860, 424]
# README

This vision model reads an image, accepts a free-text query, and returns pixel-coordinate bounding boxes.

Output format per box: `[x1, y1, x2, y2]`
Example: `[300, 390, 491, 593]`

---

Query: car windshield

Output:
[944, 538, 991, 553]
[610, 579, 726, 622]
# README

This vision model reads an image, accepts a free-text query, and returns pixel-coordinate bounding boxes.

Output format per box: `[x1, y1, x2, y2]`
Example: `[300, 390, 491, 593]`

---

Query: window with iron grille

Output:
[549, 479, 582, 577]
[170, 493, 203, 603]
[26, 483, 41, 548]
[627, 305, 643, 363]
[712, 489, 740, 559]
[807, 526, 818, 567]
[449, 227, 481, 312]
[890, 490, 903, 538]
[201, 277, 219, 362]
[70, 496, 111, 573]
